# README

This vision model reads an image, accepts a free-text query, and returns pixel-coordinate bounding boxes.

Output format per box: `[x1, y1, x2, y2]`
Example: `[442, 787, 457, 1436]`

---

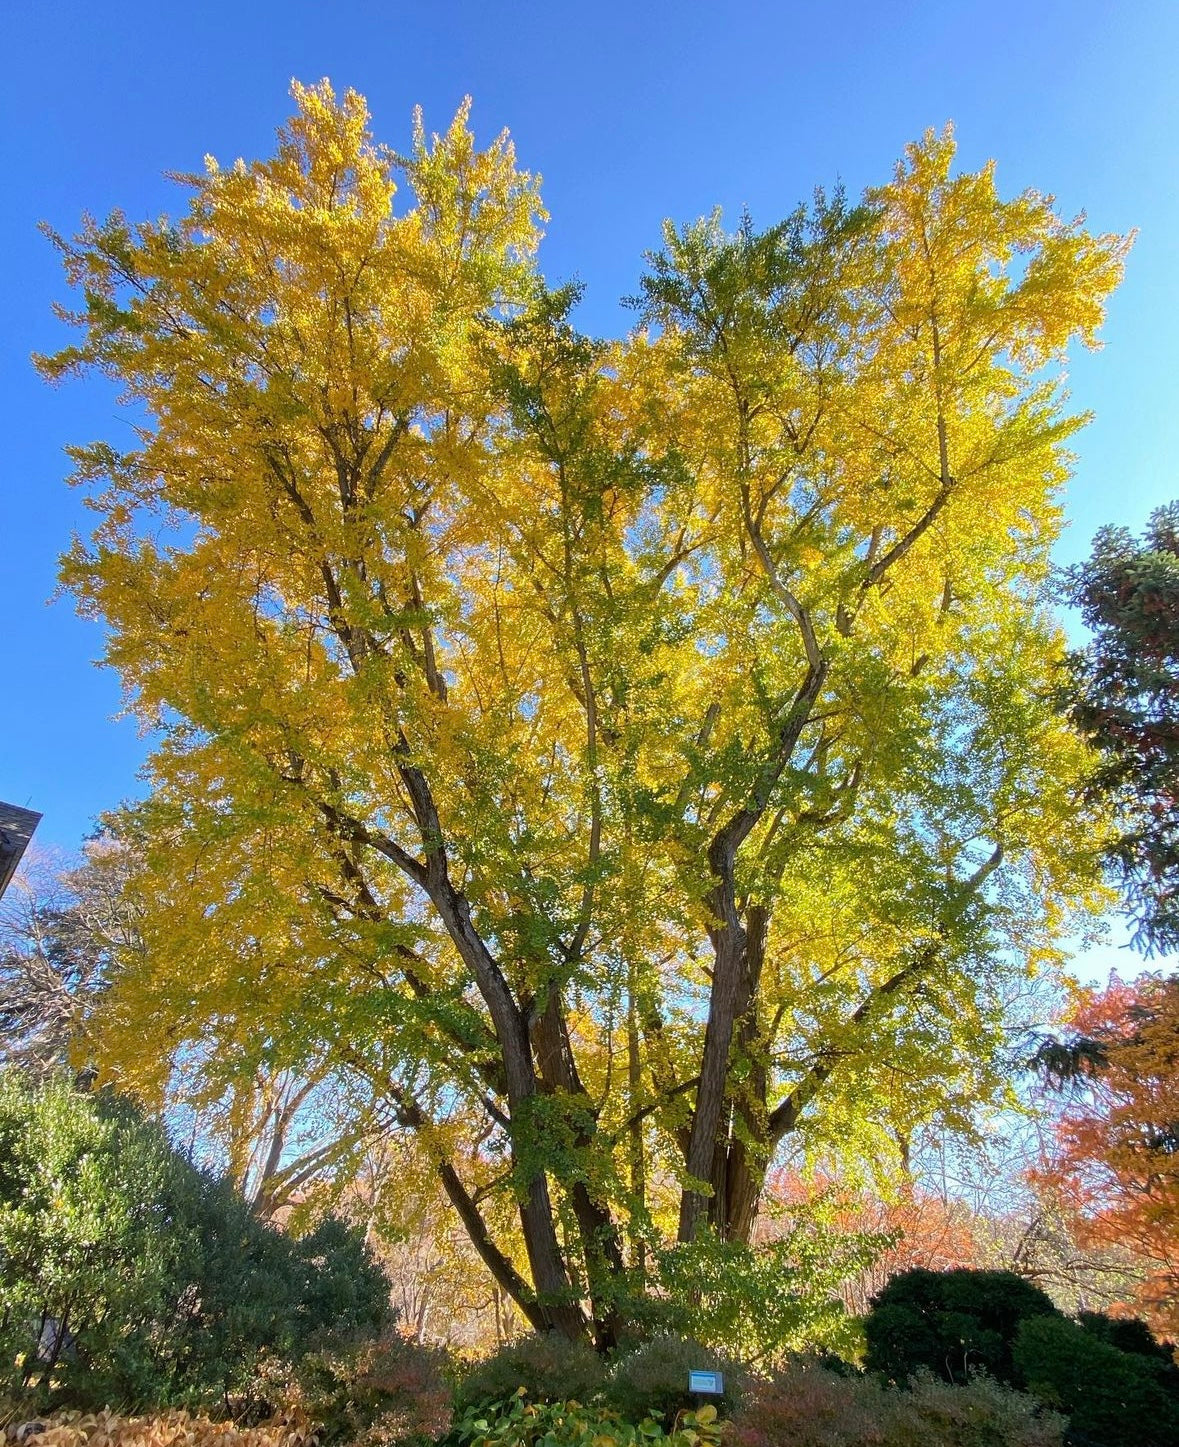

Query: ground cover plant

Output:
[445, 1396, 722, 1447]
[0, 1411, 315, 1447]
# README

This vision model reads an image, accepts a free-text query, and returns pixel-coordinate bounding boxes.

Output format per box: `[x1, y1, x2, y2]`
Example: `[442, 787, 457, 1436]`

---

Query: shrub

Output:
[0, 1074, 189, 1406]
[650, 1225, 882, 1365]
[727, 1363, 1065, 1447]
[603, 1335, 747, 1427]
[889, 1369, 1065, 1447]
[725, 1360, 884, 1447]
[862, 1268, 1061, 1386]
[452, 1333, 606, 1412]
[446, 1395, 723, 1447]
[279, 1329, 451, 1447]
[0, 1409, 314, 1447]
[1014, 1314, 1179, 1447]
[0, 1074, 392, 1413]
[1076, 1311, 1179, 1371]
[157, 1179, 392, 1411]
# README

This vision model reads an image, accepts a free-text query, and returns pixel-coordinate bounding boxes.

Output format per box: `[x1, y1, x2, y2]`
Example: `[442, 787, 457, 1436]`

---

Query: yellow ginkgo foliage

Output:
[41, 83, 1129, 1345]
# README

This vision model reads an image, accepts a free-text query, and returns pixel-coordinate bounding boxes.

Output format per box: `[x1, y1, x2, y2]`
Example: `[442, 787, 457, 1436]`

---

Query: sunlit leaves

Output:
[40, 86, 1128, 1317]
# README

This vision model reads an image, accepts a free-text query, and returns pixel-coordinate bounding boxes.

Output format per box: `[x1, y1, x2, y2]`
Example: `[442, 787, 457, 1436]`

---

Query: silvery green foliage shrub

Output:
[728, 1361, 1065, 1447]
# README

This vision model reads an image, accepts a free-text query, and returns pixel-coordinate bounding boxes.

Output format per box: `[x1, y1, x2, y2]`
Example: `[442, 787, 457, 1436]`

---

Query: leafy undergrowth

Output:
[276, 1329, 453, 1447]
[0, 1409, 316, 1447]
[445, 1394, 723, 1447]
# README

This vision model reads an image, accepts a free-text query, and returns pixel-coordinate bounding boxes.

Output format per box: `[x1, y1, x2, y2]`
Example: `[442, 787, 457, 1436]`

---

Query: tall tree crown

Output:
[39, 84, 1129, 1340]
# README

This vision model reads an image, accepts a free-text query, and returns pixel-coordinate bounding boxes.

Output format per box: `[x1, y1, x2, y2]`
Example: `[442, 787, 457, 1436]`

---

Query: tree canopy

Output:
[1060, 504, 1179, 952]
[40, 82, 1128, 1343]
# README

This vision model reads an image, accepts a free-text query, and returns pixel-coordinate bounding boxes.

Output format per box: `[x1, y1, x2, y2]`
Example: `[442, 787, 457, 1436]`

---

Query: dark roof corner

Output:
[0, 802, 42, 899]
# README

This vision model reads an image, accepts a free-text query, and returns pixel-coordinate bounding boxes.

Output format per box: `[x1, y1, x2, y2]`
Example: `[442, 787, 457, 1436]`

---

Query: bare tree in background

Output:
[0, 844, 347, 1222]
[0, 844, 130, 1078]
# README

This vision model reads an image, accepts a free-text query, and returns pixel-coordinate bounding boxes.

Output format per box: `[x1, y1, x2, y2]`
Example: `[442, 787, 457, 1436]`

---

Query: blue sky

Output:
[2, 0, 1176, 962]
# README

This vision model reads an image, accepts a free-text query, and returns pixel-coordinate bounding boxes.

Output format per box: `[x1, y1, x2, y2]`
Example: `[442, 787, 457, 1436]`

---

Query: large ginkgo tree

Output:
[41, 82, 1128, 1344]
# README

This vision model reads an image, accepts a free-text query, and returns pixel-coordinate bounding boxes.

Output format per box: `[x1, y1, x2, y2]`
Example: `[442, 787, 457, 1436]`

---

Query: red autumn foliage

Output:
[1038, 972, 1179, 1338]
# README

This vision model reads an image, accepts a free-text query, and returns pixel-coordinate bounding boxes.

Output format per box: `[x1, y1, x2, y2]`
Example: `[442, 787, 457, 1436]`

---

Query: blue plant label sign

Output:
[688, 1370, 723, 1395]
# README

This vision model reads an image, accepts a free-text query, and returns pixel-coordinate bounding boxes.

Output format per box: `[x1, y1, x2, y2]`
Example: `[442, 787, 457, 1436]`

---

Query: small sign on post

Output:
[688, 1369, 724, 1396]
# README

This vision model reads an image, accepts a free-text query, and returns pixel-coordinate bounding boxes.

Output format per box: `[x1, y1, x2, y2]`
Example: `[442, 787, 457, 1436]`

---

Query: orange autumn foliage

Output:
[1040, 973, 1179, 1338]
[763, 1168, 981, 1314]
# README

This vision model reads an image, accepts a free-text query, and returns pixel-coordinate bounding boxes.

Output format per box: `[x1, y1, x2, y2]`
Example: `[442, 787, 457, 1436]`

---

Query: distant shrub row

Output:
[863, 1267, 1179, 1447]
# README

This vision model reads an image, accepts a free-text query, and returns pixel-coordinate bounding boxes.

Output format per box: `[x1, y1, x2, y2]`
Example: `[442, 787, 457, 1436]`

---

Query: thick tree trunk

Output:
[627, 971, 648, 1274]
[533, 988, 626, 1347]
[720, 1135, 764, 1242]
[679, 662, 825, 1242]
[678, 912, 746, 1242]
[683, 903, 770, 1243]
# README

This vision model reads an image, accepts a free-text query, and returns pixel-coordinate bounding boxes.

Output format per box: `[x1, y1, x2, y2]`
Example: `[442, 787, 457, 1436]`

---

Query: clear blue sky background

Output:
[2, 0, 1176, 974]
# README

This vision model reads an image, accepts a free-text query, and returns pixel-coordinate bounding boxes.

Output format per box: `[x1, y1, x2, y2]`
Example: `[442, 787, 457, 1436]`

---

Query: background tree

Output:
[1060, 503, 1179, 952]
[0, 846, 348, 1221]
[1037, 973, 1179, 1338]
[0, 845, 126, 1078]
[40, 83, 1128, 1342]
[334, 1130, 526, 1349]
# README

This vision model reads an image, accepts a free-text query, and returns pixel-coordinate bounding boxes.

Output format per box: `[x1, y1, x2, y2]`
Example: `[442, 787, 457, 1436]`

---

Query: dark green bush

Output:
[0, 1073, 392, 1413]
[1076, 1311, 1179, 1373]
[604, 1334, 747, 1427]
[161, 1176, 392, 1410]
[1014, 1315, 1179, 1447]
[453, 1332, 607, 1411]
[863, 1268, 1062, 1386]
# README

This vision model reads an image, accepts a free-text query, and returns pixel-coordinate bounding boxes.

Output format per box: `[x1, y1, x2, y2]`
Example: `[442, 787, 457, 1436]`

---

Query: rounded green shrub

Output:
[1014, 1314, 1179, 1447]
[604, 1335, 747, 1427]
[1077, 1310, 1179, 1374]
[453, 1332, 607, 1411]
[862, 1268, 1062, 1386]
